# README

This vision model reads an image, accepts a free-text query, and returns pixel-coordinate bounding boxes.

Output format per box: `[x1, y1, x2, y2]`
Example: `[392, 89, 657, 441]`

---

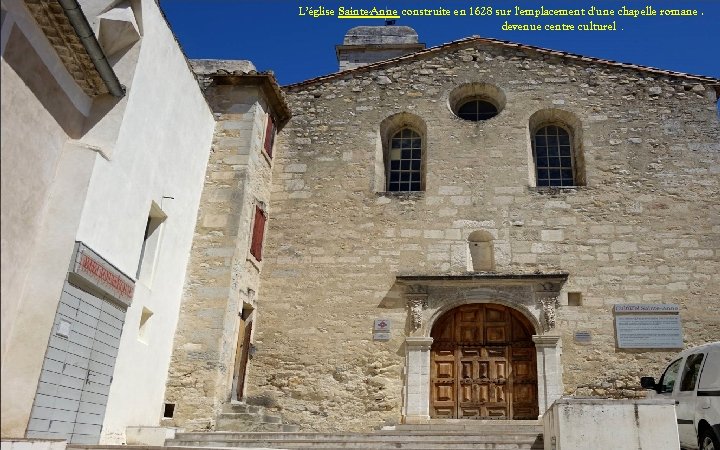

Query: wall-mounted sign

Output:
[373, 332, 391, 341]
[69, 242, 135, 307]
[373, 319, 391, 341]
[574, 330, 592, 345]
[615, 315, 683, 349]
[374, 319, 391, 332]
[614, 304, 680, 313]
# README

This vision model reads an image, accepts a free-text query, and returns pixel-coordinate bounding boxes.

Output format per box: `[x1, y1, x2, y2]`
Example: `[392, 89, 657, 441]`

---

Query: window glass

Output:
[387, 128, 422, 192]
[699, 350, 720, 390]
[457, 100, 498, 121]
[533, 125, 575, 187]
[680, 353, 705, 391]
[659, 358, 683, 394]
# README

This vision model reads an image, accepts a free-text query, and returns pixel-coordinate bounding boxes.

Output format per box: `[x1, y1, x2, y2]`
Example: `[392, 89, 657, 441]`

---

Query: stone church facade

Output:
[159, 26, 720, 430]
[4, 3, 718, 441]
[163, 26, 720, 432]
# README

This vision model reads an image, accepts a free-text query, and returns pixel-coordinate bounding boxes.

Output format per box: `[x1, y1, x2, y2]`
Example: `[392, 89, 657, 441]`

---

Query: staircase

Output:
[67, 420, 544, 450]
[215, 403, 299, 433]
[163, 420, 544, 449]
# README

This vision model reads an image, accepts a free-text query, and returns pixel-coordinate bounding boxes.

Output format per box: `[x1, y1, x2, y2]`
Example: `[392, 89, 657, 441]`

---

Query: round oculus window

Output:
[457, 99, 498, 121]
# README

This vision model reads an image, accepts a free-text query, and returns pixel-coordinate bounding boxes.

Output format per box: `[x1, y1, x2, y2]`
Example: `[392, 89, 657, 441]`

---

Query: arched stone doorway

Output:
[399, 274, 566, 423]
[429, 304, 538, 419]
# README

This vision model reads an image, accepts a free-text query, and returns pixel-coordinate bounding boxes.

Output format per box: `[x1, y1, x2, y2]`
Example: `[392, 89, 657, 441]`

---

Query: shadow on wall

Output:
[4, 26, 87, 137]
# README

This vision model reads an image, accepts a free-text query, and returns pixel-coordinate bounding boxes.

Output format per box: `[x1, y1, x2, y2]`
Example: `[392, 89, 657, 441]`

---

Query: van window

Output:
[680, 353, 704, 391]
[660, 358, 683, 393]
[698, 350, 720, 391]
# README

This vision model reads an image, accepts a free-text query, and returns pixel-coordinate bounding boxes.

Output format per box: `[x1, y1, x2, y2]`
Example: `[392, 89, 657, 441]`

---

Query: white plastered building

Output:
[1, 0, 214, 443]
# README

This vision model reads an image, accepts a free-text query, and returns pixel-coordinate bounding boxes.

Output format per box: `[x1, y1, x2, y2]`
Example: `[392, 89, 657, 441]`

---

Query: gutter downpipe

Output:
[58, 0, 125, 97]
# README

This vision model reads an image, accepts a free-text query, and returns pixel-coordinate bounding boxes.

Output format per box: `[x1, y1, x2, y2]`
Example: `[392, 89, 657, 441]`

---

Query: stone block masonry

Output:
[248, 41, 719, 431]
[164, 79, 283, 429]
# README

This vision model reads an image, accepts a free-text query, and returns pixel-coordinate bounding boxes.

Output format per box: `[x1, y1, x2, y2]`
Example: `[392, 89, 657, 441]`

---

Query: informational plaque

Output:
[373, 332, 391, 341]
[574, 330, 592, 345]
[615, 315, 683, 348]
[614, 304, 680, 313]
[373, 319, 391, 341]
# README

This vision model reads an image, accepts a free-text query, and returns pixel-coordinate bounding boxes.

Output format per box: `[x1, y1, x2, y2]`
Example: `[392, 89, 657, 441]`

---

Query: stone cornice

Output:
[396, 272, 569, 288]
[208, 73, 292, 128]
[25, 0, 109, 97]
[286, 36, 719, 90]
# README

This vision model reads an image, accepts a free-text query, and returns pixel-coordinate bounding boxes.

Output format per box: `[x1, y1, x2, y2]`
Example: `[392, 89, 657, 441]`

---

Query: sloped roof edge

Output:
[284, 35, 720, 90]
[210, 72, 292, 127]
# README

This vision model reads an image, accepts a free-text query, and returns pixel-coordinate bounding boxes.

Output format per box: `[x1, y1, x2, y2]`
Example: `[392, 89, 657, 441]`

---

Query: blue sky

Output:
[159, 1, 720, 86]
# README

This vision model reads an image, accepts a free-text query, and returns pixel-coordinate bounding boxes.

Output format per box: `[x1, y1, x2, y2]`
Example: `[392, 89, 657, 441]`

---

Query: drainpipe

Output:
[58, 0, 125, 97]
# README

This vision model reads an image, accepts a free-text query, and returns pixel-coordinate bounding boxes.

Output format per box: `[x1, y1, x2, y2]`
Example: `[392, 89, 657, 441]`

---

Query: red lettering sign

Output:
[79, 253, 134, 299]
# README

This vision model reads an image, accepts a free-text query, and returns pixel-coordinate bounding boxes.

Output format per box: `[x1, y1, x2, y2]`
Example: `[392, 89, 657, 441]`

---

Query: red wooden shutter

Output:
[250, 206, 266, 261]
[263, 117, 275, 158]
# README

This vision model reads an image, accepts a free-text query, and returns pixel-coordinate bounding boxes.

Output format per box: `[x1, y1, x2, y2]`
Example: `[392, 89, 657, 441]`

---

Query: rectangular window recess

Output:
[163, 403, 175, 418]
[138, 307, 153, 344]
[568, 292, 583, 306]
[136, 202, 167, 283]
[263, 116, 276, 158]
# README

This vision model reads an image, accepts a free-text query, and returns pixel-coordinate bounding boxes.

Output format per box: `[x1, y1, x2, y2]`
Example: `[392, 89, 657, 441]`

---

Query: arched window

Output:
[378, 112, 426, 193]
[528, 109, 585, 187]
[449, 83, 506, 122]
[387, 128, 422, 192]
[457, 99, 498, 121]
[532, 125, 575, 187]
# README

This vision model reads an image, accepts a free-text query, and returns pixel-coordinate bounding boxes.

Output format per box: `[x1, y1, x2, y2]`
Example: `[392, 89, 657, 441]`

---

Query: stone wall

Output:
[164, 83, 276, 429]
[248, 41, 719, 431]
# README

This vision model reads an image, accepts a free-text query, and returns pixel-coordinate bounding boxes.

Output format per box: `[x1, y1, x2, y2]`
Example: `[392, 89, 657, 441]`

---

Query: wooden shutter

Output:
[263, 116, 275, 158]
[250, 206, 266, 261]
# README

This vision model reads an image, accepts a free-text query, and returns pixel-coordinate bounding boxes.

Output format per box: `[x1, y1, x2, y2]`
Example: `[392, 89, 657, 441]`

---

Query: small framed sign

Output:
[574, 330, 592, 345]
[373, 319, 391, 341]
[374, 319, 391, 332]
[373, 332, 391, 341]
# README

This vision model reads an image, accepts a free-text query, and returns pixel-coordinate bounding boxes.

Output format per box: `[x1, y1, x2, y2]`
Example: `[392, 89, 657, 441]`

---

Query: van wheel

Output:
[700, 429, 720, 450]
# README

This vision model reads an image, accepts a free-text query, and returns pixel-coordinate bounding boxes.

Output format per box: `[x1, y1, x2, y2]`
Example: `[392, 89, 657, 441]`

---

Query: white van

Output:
[641, 342, 720, 450]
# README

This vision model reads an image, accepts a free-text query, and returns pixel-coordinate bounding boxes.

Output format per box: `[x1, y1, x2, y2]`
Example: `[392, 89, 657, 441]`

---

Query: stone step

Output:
[395, 425, 543, 434]
[217, 413, 283, 424]
[67, 439, 543, 450]
[168, 439, 543, 448]
[215, 402, 299, 433]
[214, 420, 299, 433]
[221, 404, 265, 415]
[175, 445, 541, 450]
[172, 432, 542, 442]
[167, 430, 544, 449]
[184, 447, 542, 450]
[394, 421, 541, 430]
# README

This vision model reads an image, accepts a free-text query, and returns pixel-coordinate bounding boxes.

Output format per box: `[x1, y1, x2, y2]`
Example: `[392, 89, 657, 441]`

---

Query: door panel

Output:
[676, 353, 704, 447]
[431, 346, 456, 418]
[27, 283, 125, 443]
[235, 320, 253, 399]
[430, 304, 538, 419]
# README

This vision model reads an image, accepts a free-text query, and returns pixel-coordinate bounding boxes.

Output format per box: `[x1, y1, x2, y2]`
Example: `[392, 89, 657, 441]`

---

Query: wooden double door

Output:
[430, 304, 538, 419]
